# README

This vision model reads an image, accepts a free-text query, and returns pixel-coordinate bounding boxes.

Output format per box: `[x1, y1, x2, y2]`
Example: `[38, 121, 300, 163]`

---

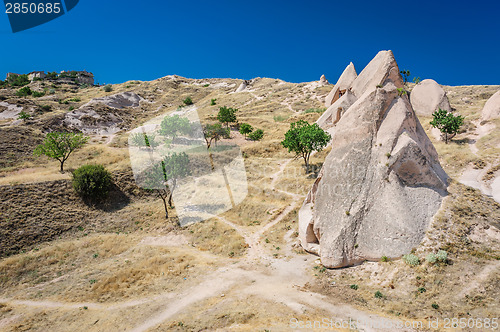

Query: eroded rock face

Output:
[86, 92, 143, 109]
[300, 51, 448, 268]
[410, 79, 451, 116]
[481, 90, 500, 121]
[324, 62, 357, 107]
[320, 74, 328, 85]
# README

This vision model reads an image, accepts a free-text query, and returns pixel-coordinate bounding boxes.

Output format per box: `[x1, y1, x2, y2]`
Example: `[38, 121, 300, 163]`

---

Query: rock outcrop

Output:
[299, 50, 448, 268]
[481, 90, 500, 121]
[85, 91, 143, 109]
[320, 74, 328, 85]
[410, 79, 451, 116]
[235, 80, 248, 93]
[324, 62, 357, 107]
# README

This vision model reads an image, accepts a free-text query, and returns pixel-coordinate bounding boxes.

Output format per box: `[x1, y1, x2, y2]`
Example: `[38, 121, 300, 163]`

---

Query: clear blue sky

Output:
[1, 0, 499, 85]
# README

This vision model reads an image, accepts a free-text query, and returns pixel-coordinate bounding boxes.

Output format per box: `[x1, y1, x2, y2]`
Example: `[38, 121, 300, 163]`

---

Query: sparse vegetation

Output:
[403, 254, 420, 266]
[239, 123, 253, 138]
[350, 284, 359, 290]
[281, 120, 331, 173]
[16, 86, 32, 97]
[248, 128, 264, 141]
[17, 111, 31, 120]
[210, 98, 217, 106]
[130, 132, 159, 148]
[34, 132, 89, 172]
[72, 164, 112, 202]
[183, 96, 193, 105]
[430, 109, 464, 144]
[374, 291, 384, 299]
[217, 106, 238, 128]
[103, 84, 113, 92]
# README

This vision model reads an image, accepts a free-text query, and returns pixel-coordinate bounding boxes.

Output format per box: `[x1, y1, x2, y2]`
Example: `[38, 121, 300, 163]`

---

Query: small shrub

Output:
[418, 287, 426, 293]
[49, 88, 56, 94]
[436, 250, 448, 262]
[103, 84, 113, 92]
[16, 86, 32, 97]
[239, 123, 253, 138]
[69, 106, 75, 111]
[426, 253, 437, 264]
[403, 254, 420, 266]
[32, 91, 45, 97]
[431, 303, 439, 309]
[17, 111, 32, 120]
[273, 115, 289, 122]
[350, 284, 358, 290]
[130, 133, 159, 148]
[397, 87, 407, 96]
[40, 105, 52, 112]
[248, 129, 264, 141]
[381, 256, 389, 262]
[210, 98, 217, 106]
[183, 96, 193, 105]
[345, 210, 350, 216]
[203, 84, 210, 87]
[386, 152, 391, 158]
[72, 164, 112, 202]
[374, 291, 384, 299]
[69, 97, 81, 102]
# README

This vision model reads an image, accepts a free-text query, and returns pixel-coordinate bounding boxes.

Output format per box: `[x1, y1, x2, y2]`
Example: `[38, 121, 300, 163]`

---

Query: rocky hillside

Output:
[0, 66, 498, 331]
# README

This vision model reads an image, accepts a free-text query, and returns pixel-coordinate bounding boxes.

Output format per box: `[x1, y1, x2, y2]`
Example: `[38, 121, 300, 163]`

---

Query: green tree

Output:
[239, 123, 253, 138]
[72, 164, 112, 202]
[281, 120, 331, 173]
[248, 128, 264, 141]
[159, 114, 191, 141]
[400, 69, 410, 85]
[430, 109, 464, 144]
[210, 98, 217, 106]
[7, 74, 30, 87]
[46, 71, 58, 80]
[217, 106, 237, 129]
[183, 96, 193, 105]
[203, 123, 225, 149]
[34, 132, 89, 172]
[143, 152, 191, 219]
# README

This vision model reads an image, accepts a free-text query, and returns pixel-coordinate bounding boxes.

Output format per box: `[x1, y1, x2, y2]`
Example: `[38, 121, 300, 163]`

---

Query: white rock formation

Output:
[410, 79, 451, 116]
[300, 50, 448, 268]
[235, 81, 248, 93]
[325, 62, 357, 107]
[481, 90, 500, 121]
[320, 74, 328, 85]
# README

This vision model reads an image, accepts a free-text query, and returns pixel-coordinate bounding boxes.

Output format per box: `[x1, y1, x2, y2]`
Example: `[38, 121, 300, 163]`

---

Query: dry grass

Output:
[182, 218, 246, 257]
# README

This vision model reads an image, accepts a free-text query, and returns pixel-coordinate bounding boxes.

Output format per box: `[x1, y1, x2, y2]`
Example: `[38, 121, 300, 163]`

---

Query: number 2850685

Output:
[5, 2, 62, 14]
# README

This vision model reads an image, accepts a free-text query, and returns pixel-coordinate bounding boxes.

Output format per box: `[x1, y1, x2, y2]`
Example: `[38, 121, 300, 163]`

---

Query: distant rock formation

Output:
[319, 74, 328, 85]
[481, 90, 500, 121]
[410, 79, 451, 116]
[235, 80, 249, 93]
[85, 92, 143, 109]
[324, 62, 357, 107]
[299, 50, 448, 268]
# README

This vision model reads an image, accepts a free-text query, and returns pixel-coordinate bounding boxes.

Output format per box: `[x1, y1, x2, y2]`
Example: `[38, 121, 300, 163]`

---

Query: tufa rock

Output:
[320, 74, 328, 85]
[481, 90, 500, 121]
[235, 80, 249, 93]
[300, 50, 448, 268]
[410, 79, 451, 116]
[325, 62, 357, 107]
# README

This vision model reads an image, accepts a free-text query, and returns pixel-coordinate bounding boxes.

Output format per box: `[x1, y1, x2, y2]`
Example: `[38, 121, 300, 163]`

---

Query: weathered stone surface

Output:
[300, 51, 448, 268]
[86, 92, 143, 109]
[317, 91, 356, 131]
[481, 90, 500, 121]
[235, 81, 248, 93]
[410, 79, 451, 116]
[324, 62, 357, 107]
[320, 74, 328, 85]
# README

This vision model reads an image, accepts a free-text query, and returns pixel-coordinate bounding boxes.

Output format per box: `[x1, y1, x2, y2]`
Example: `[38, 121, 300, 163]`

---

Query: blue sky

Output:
[0, 0, 499, 85]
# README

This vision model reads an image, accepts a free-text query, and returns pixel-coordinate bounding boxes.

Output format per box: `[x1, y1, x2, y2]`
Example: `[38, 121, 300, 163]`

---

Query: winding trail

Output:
[0, 157, 409, 331]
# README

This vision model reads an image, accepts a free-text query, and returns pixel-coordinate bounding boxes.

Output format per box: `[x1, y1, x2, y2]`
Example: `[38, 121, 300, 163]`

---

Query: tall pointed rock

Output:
[300, 51, 448, 268]
[324, 62, 357, 107]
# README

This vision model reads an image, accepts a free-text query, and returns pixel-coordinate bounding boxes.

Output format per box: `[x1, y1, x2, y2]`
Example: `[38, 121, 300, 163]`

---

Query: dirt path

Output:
[0, 157, 401, 331]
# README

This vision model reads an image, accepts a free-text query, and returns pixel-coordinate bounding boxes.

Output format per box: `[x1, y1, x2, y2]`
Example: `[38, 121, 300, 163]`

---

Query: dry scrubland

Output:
[0, 76, 498, 331]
